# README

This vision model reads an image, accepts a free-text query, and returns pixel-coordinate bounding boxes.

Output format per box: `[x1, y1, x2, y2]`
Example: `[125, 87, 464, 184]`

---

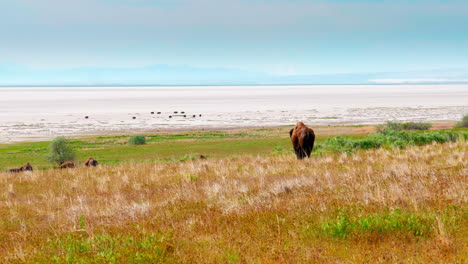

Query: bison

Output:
[8, 162, 33, 173]
[84, 157, 98, 167]
[60, 161, 75, 169]
[289, 122, 315, 159]
[21, 162, 33, 171]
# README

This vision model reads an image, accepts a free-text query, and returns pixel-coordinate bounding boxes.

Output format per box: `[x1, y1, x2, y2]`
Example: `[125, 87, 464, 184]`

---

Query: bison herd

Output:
[8, 157, 99, 173]
[6, 122, 316, 173]
[86, 111, 202, 120]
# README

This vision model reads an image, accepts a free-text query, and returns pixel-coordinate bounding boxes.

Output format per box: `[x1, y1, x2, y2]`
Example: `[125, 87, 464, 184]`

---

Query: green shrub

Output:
[128, 136, 146, 145]
[454, 114, 468, 128]
[319, 129, 465, 154]
[376, 121, 403, 133]
[378, 121, 431, 132]
[46, 137, 76, 165]
[403, 122, 432, 130]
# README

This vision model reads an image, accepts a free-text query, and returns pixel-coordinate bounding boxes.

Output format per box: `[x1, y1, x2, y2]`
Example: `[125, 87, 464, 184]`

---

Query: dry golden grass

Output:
[0, 141, 467, 263]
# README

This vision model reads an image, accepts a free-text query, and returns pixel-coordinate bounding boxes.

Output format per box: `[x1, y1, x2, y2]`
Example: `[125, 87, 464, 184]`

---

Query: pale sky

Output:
[1, 0, 468, 84]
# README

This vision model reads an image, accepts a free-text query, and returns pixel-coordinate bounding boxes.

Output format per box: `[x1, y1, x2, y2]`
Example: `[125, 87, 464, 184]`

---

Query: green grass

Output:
[301, 205, 464, 241]
[0, 131, 283, 170]
[1, 127, 466, 171]
[319, 209, 434, 239]
[37, 231, 174, 264]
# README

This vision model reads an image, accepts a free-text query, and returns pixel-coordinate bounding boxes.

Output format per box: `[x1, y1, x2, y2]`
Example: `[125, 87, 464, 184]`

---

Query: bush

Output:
[46, 137, 76, 165]
[378, 121, 431, 132]
[403, 122, 432, 130]
[384, 121, 404, 132]
[454, 114, 468, 128]
[128, 136, 146, 145]
[319, 129, 465, 154]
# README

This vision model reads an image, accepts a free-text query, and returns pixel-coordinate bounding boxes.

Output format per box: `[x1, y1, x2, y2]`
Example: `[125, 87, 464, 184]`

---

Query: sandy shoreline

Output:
[1, 106, 465, 143]
[1, 85, 466, 143]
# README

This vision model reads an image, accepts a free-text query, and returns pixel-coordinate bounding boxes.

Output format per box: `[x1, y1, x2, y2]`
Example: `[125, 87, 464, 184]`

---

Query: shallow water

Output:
[0, 85, 466, 142]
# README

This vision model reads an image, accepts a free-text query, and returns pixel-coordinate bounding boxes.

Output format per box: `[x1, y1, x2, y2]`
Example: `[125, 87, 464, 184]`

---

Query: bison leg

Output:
[303, 143, 314, 158]
[295, 148, 306, 159]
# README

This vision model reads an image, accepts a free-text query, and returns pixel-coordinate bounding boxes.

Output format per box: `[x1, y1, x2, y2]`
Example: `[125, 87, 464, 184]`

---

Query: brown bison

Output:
[289, 122, 315, 159]
[8, 162, 33, 173]
[60, 161, 75, 169]
[84, 157, 98, 167]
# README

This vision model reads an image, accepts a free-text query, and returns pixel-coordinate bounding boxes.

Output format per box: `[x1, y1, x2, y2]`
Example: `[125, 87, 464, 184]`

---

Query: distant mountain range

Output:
[1, 63, 468, 86]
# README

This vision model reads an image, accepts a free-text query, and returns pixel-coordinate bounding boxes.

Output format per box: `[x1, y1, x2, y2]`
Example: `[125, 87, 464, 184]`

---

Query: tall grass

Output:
[0, 141, 466, 263]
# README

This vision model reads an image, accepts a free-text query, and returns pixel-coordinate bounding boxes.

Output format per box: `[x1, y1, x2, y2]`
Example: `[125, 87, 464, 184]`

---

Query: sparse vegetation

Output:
[128, 135, 146, 145]
[454, 114, 468, 128]
[46, 136, 76, 165]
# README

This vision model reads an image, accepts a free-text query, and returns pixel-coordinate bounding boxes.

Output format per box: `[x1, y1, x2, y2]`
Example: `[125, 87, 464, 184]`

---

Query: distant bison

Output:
[60, 161, 75, 169]
[84, 157, 98, 167]
[290, 122, 315, 159]
[8, 162, 33, 173]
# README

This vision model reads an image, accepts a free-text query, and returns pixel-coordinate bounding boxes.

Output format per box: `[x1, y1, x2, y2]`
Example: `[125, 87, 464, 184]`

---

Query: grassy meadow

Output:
[0, 125, 375, 171]
[0, 124, 467, 263]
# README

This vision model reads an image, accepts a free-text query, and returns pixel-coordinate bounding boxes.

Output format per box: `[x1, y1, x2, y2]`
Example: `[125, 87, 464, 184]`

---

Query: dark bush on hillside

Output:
[128, 135, 146, 145]
[46, 137, 76, 165]
[454, 114, 468, 128]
